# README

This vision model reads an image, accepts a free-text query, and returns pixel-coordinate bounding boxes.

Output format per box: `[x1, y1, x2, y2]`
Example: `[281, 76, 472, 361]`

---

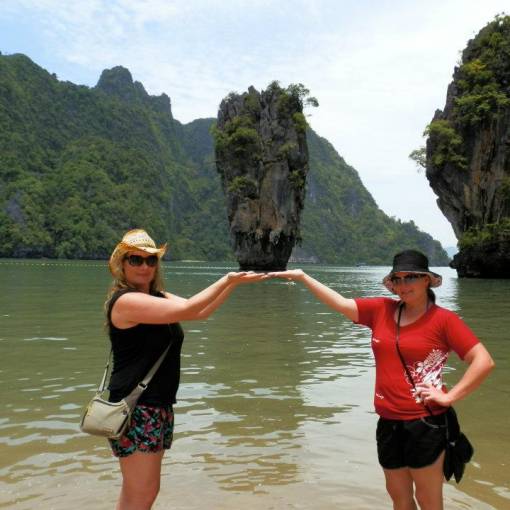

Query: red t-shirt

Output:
[355, 297, 480, 420]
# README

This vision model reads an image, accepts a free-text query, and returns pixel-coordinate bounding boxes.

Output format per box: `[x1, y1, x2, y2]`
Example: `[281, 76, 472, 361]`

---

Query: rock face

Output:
[425, 15, 510, 277]
[450, 238, 510, 277]
[214, 83, 311, 270]
[96, 66, 173, 117]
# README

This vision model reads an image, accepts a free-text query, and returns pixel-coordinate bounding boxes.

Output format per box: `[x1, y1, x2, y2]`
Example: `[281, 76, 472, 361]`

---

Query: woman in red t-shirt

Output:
[271, 249, 494, 510]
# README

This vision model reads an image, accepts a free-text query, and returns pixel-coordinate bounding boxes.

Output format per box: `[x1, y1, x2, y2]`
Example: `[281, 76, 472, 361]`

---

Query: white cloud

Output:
[2, 0, 509, 247]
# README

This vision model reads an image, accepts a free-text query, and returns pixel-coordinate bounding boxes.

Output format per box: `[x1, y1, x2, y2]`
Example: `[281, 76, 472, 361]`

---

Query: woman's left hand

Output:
[226, 271, 269, 284]
[415, 383, 453, 407]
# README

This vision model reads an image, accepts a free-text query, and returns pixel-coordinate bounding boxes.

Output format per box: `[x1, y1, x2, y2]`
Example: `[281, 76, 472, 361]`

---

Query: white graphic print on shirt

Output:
[404, 349, 448, 403]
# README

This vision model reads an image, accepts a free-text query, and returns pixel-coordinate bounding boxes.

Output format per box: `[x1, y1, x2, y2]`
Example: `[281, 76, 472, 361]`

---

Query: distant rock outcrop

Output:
[214, 83, 315, 270]
[424, 15, 510, 277]
[96, 66, 173, 117]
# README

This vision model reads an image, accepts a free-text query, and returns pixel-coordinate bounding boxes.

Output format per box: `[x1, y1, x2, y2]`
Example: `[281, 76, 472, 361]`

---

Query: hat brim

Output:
[382, 271, 442, 294]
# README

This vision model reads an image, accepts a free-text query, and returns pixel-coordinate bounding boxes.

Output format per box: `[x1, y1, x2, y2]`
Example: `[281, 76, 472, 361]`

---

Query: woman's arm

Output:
[165, 282, 243, 320]
[270, 269, 358, 322]
[191, 285, 237, 320]
[415, 343, 495, 406]
[112, 272, 267, 327]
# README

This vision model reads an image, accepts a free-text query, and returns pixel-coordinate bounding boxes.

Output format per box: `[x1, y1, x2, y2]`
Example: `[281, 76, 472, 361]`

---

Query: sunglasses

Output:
[124, 254, 159, 267]
[390, 274, 427, 285]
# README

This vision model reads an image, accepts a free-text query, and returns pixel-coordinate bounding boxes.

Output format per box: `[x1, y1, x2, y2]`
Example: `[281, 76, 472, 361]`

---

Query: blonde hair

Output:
[105, 230, 167, 313]
[104, 261, 166, 317]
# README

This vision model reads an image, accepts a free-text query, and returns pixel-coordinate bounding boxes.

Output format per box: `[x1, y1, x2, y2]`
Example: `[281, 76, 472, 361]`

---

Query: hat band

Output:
[392, 264, 430, 273]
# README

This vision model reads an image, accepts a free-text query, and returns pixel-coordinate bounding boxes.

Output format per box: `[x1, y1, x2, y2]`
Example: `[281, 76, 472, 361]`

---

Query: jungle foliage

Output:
[459, 218, 510, 249]
[413, 14, 510, 172]
[0, 53, 448, 264]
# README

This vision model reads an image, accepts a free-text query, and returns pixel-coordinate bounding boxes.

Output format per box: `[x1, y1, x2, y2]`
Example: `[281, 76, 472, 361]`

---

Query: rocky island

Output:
[423, 15, 510, 277]
[214, 82, 316, 270]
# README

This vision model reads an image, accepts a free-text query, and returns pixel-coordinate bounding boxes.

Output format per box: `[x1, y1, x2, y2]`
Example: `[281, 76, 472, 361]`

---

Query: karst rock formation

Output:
[425, 15, 510, 277]
[214, 82, 314, 270]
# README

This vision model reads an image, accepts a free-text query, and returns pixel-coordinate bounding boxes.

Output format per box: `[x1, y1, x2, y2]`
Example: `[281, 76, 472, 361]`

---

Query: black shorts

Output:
[376, 413, 447, 469]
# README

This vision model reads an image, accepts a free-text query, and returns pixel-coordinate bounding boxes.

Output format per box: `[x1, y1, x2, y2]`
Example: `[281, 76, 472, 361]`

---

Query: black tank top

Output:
[107, 289, 184, 406]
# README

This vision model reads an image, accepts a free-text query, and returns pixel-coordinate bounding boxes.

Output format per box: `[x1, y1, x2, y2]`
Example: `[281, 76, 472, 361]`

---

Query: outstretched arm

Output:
[166, 272, 265, 320]
[415, 343, 495, 406]
[112, 272, 268, 326]
[270, 269, 358, 322]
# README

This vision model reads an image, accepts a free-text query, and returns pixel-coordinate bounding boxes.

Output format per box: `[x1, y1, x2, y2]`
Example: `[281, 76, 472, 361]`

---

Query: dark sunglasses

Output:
[390, 274, 427, 285]
[124, 254, 159, 267]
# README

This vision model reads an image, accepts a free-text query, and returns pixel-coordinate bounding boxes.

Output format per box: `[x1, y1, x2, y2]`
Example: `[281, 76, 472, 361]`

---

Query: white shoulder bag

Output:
[80, 345, 169, 439]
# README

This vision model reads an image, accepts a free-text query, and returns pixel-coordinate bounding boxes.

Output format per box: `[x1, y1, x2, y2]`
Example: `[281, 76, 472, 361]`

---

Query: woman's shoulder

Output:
[429, 304, 463, 323]
[355, 296, 398, 319]
[106, 287, 139, 319]
[424, 304, 471, 335]
[108, 287, 138, 302]
[356, 296, 398, 307]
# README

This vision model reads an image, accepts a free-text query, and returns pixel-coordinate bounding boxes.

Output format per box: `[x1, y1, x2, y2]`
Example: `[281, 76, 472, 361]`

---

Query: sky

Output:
[1, 0, 508, 249]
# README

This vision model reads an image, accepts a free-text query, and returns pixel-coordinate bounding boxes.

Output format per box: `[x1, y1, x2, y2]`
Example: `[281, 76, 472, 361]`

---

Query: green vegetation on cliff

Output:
[300, 131, 447, 264]
[417, 15, 510, 277]
[412, 15, 510, 173]
[455, 15, 510, 126]
[459, 218, 510, 249]
[423, 120, 467, 170]
[0, 54, 230, 260]
[0, 53, 449, 265]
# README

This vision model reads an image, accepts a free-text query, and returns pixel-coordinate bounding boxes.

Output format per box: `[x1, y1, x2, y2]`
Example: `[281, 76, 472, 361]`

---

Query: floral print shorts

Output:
[109, 404, 174, 458]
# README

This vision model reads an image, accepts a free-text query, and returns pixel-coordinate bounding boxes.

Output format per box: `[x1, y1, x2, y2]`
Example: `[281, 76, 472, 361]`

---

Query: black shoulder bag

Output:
[395, 303, 473, 483]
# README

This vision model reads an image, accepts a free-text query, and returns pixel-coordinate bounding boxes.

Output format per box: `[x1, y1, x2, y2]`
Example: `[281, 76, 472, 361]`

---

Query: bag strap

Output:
[96, 325, 173, 408]
[97, 349, 113, 394]
[123, 343, 170, 409]
[395, 302, 435, 417]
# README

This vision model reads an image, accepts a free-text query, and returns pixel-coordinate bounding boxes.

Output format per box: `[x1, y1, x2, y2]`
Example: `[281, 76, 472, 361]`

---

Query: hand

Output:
[415, 383, 452, 407]
[268, 269, 306, 282]
[226, 271, 269, 285]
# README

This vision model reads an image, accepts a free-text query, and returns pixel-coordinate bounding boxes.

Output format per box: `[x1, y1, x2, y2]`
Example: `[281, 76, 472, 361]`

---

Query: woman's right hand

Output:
[268, 269, 306, 282]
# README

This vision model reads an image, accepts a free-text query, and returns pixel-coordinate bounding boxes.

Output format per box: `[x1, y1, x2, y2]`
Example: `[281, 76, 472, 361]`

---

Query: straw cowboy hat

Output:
[382, 249, 442, 294]
[109, 229, 167, 278]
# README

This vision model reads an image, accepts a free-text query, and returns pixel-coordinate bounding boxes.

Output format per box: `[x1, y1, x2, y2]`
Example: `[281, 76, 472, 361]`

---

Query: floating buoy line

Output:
[0, 260, 108, 268]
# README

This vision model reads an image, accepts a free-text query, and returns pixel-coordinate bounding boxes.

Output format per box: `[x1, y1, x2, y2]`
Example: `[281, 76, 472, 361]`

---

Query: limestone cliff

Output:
[214, 83, 314, 270]
[425, 15, 510, 277]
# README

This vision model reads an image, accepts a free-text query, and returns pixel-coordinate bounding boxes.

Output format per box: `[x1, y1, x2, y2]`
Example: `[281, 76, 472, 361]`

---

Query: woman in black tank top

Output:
[105, 229, 268, 510]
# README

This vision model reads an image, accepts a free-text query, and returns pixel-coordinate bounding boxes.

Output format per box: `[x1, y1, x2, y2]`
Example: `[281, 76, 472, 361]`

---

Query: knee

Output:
[415, 487, 440, 509]
[147, 480, 160, 503]
[386, 480, 414, 507]
[414, 490, 428, 509]
[122, 480, 160, 507]
[142, 480, 160, 505]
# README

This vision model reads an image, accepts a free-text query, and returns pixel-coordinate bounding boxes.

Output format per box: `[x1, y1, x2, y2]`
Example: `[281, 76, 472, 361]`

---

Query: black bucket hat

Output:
[383, 249, 442, 294]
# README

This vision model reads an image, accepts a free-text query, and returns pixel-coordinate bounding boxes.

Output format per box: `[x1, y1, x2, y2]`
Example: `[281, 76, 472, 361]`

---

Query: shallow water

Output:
[0, 260, 508, 509]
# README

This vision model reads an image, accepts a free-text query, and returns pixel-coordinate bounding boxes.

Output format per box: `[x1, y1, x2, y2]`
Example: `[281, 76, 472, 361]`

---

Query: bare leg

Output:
[383, 467, 418, 510]
[410, 451, 445, 510]
[116, 450, 165, 510]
